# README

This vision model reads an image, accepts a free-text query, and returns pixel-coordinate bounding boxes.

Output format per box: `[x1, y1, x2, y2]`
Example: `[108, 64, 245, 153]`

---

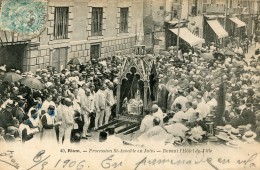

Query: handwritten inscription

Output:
[101, 155, 123, 169]
[0, 150, 19, 169]
[0, 149, 258, 170]
[134, 153, 258, 170]
[27, 150, 50, 170]
[54, 159, 86, 170]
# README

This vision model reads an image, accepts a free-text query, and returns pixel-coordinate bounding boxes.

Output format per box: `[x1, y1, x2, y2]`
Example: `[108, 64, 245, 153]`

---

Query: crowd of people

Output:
[0, 37, 259, 147]
[137, 39, 260, 146]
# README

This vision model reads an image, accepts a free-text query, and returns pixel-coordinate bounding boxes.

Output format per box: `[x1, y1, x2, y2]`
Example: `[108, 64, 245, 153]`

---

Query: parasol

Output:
[160, 51, 171, 57]
[224, 50, 235, 56]
[200, 53, 215, 61]
[146, 54, 154, 59]
[67, 58, 82, 65]
[3, 72, 22, 83]
[20, 77, 44, 90]
[232, 58, 247, 67]
[213, 51, 225, 60]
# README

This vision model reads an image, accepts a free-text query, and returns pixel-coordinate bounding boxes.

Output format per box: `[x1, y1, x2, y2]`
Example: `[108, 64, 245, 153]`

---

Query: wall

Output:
[25, 0, 143, 72]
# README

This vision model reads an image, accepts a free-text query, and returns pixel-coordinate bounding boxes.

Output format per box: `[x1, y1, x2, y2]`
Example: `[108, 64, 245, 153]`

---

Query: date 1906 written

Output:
[54, 159, 86, 170]
[29, 150, 86, 170]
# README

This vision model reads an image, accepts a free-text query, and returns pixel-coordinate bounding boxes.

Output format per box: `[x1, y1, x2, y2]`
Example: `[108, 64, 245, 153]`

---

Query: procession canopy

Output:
[116, 45, 158, 116]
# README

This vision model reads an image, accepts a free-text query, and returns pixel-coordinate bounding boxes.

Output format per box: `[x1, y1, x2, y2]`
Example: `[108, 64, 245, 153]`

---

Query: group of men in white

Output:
[17, 79, 116, 144]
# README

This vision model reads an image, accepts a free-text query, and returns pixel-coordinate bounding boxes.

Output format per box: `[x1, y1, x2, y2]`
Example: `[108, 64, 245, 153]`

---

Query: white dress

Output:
[41, 114, 56, 142]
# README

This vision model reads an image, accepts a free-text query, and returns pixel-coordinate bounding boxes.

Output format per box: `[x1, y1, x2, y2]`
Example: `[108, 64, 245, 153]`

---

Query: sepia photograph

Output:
[0, 0, 260, 169]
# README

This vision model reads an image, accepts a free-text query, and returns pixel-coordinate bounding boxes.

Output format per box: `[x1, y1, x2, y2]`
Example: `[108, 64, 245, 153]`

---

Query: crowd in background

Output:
[0, 36, 259, 147]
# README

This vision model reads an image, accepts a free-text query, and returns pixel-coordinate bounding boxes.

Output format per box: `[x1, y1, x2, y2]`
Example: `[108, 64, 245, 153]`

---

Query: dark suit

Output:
[13, 107, 25, 124]
[0, 109, 14, 130]
[240, 108, 256, 126]
[4, 134, 16, 142]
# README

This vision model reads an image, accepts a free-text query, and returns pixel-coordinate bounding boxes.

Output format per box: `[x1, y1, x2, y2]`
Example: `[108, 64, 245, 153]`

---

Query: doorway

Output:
[0, 44, 27, 71]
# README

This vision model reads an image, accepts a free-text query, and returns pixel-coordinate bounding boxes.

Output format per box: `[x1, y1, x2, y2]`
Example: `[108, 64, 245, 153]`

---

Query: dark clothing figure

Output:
[0, 109, 14, 130]
[4, 134, 16, 142]
[12, 107, 25, 124]
[240, 108, 256, 126]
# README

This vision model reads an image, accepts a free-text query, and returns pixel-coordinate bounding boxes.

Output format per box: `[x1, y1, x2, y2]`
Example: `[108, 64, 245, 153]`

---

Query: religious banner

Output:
[0, 0, 47, 39]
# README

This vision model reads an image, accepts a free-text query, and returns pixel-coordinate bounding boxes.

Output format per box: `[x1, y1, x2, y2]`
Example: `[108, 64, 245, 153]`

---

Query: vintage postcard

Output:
[0, 0, 260, 169]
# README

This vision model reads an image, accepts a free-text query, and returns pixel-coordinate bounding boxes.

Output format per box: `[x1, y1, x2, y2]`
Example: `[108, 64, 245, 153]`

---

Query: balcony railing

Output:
[229, 8, 243, 14]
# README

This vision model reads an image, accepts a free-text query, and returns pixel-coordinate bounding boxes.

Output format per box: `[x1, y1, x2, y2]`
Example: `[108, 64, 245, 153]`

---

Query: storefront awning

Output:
[169, 27, 205, 46]
[207, 20, 228, 39]
[229, 17, 246, 28]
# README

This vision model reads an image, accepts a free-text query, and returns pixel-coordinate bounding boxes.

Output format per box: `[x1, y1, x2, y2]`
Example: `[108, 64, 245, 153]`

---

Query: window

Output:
[90, 44, 100, 60]
[91, 7, 103, 36]
[171, 10, 178, 19]
[120, 8, 128, 33]
[54, 7, 69, 40]
[159, 6, 164, 10]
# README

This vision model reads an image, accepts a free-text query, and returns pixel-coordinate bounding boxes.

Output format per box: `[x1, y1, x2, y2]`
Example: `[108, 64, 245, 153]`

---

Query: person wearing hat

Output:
[171, 90, 189, 112]
[151, 104, 164, 126]
[10, 87, 19, 100]
[41, 105, 61, 142]
[80, 88, 94, 139]
[138, 117, 169, 145]
[94, 83, 107, 129]
[184, 101, 196, 123]
[170, 103, 185, 123]
[139, 108, 155, 134]
[242, 131, 257, 144]
[240, 103, 256, 127]
[104, 82, 115, 125]
[12, 100, 26, 124]
[196, 95, 210, 119]
[41, 94, 56, 115]
[0, 100, 15, 130]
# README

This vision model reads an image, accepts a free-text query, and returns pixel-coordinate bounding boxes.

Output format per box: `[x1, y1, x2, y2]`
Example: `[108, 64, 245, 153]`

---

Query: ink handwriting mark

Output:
[101, 155, 123, 169]
[27, 150, 50, 170]
[237, 153, 257, 169]
[0, 151, 19, 169]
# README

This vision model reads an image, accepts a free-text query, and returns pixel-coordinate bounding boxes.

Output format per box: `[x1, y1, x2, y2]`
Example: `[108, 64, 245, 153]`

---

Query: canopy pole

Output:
[176, 0, 182, 60]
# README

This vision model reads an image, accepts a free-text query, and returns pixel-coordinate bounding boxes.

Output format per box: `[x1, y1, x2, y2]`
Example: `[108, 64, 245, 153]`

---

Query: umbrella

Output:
[145, 54, 154, 59]
[200, 53, 214, 61]
[232, 59, 247, 67]
[67, 58, 81, 65]
[3, 72, 22, 83]
[213, 51, 225, 61]
[160, 51, 171, 57]
[224, 50, 235, 56]
[168, 46, 178, 51]
[20, 77, 44, 90]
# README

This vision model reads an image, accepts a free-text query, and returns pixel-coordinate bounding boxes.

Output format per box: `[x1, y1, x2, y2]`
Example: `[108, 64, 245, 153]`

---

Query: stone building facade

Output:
[0, 0, 143, 72]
